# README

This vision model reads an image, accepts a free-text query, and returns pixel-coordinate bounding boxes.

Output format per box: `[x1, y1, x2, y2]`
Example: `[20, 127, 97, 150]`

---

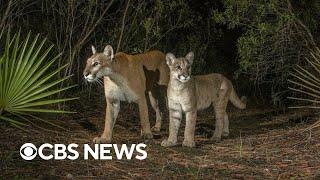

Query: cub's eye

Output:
[176, 66, 182, 70]
[93, 62, 99, 66]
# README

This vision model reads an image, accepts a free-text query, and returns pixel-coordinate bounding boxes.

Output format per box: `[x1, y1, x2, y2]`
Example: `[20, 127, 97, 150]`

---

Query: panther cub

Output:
[161, 52, 246, 147]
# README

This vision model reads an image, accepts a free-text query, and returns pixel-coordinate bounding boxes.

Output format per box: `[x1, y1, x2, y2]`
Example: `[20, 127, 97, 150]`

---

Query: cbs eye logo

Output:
[20, 143, 37, 160]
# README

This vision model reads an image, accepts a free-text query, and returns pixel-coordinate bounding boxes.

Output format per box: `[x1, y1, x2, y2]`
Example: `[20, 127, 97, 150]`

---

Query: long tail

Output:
[229, 85, 247, 109]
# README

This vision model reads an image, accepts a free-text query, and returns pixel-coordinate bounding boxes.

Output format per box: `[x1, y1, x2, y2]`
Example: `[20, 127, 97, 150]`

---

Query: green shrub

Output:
[213, 0, 320, 101]
[288, 48, 320, 109]
[0, 32, 78, 128]
[288, 48, 320, 130]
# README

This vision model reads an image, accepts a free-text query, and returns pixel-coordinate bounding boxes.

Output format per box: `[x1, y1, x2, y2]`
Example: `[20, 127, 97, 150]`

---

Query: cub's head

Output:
[83, 45, 114, 82]
[166, 52, 194, 83]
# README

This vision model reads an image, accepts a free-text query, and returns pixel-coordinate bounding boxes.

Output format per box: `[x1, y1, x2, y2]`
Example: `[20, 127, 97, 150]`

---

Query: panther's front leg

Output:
[138, 94, 153, 139]
[183, 110, 197, 147]
[161, 108, 182, 147]
[93, 99, 120, 144]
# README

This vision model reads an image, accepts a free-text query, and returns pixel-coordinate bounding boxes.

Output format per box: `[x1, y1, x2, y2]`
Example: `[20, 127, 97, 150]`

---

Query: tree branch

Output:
[116, 0, 131, 53]
[0, 0, 13, 30]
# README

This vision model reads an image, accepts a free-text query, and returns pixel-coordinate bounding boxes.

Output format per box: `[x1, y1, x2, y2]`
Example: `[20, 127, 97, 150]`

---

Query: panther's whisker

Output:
[95, 79, 101, 86]
[97, 79, 104, 87]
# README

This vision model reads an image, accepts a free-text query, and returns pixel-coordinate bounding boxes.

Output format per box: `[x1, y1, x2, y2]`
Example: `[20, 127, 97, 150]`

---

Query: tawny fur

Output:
[83, 45, 169, 143]
[161, 52, 246, 148]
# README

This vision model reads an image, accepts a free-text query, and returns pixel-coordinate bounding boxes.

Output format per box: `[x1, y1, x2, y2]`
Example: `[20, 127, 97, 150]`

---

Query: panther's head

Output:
[83, 45, 114, 82]
[166, 52, 194, 83]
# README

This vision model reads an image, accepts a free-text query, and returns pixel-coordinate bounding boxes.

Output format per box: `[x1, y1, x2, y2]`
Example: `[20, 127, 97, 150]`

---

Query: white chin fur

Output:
[179, 79, 190, 83]
[84, 74, 96, 82]
[177, 77, 190, 83]
[178, 76, 190, 83]
[86, 78, 95, 82]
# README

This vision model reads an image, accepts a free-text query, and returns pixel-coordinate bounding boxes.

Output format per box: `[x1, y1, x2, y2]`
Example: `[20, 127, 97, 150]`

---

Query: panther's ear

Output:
[91, 45, 97, 54]
[104, 45, 114, 60]
[166, 53, 177, 66]
[185, 51, 194, 65]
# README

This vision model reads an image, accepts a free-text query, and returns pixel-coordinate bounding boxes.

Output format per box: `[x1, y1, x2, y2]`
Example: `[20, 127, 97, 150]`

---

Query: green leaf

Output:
[288, 49, 320, 110]
[0, 31, 77, 128]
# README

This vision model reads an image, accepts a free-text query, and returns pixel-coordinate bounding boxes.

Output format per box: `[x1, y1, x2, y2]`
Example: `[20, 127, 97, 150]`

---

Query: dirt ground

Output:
[0, 90, 320, 179]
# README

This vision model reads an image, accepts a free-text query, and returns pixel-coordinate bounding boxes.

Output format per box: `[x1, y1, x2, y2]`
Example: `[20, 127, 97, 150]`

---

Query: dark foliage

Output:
[1, 0, 319, 105]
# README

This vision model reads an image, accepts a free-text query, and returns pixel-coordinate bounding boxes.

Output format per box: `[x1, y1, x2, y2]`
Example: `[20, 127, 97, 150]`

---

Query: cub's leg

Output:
[93, 99, 120, 144]
[148, 91, 162, 132]
[222, 114, 229, 137]
[183, 110, 197, 147]
[161, 108, 182, 147]
[211, 89, 229, 142]
[138, 94, 153, 139]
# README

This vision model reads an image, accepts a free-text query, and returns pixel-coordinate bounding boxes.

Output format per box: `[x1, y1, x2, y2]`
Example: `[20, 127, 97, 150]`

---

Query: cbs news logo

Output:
[20, 143, 147, 160]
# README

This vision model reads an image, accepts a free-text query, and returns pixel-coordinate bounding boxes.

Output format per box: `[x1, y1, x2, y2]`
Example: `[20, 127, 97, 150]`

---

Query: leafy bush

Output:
[214, 0, 320, 101]
[0, 32, 77, 128]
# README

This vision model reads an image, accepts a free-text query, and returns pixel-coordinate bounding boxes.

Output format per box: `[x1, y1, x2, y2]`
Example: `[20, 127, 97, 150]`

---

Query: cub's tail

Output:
[229, 85, 247, 109]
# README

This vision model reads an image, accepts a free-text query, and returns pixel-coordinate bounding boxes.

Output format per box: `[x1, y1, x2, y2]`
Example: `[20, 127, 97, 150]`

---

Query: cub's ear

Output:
[104, 45, 114, 60]
[166, 53, 176, 66]
[91, 45, 97, 54]
[185, 51, 194, 65]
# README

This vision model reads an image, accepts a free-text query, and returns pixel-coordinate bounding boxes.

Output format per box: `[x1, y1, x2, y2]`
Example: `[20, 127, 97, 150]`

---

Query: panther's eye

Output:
[93, 62, 99, 66]
[176, 66, 182, 70]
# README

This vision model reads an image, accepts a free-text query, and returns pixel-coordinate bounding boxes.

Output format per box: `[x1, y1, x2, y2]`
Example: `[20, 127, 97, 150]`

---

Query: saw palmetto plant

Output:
[288, 48, 320, 130]
[0, 32, 78, 128]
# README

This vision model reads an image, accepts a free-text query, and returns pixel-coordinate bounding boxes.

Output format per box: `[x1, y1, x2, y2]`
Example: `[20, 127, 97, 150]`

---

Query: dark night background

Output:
[2, 0, 319, 103]
[0, 0, 319, 179]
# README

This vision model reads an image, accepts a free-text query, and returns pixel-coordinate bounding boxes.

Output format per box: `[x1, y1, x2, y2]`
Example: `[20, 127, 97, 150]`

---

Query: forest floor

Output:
[1, 91, 320, 179]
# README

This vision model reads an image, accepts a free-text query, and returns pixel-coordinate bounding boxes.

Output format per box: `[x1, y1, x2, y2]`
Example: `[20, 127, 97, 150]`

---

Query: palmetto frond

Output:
[288, 48, 320, 130]
[0, 32, 78, 127]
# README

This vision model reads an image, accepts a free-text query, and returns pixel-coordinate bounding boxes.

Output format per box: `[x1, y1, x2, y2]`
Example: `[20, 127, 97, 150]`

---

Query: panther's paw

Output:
[182, 140, 195, 148]
[141, 132, 153, 140]
[210, 136, 221, 143]
[93, 136, 111, 144]
[161, 139, 176, 147]
[151, 126, 161, 132]
[222, 132, 229, 138]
